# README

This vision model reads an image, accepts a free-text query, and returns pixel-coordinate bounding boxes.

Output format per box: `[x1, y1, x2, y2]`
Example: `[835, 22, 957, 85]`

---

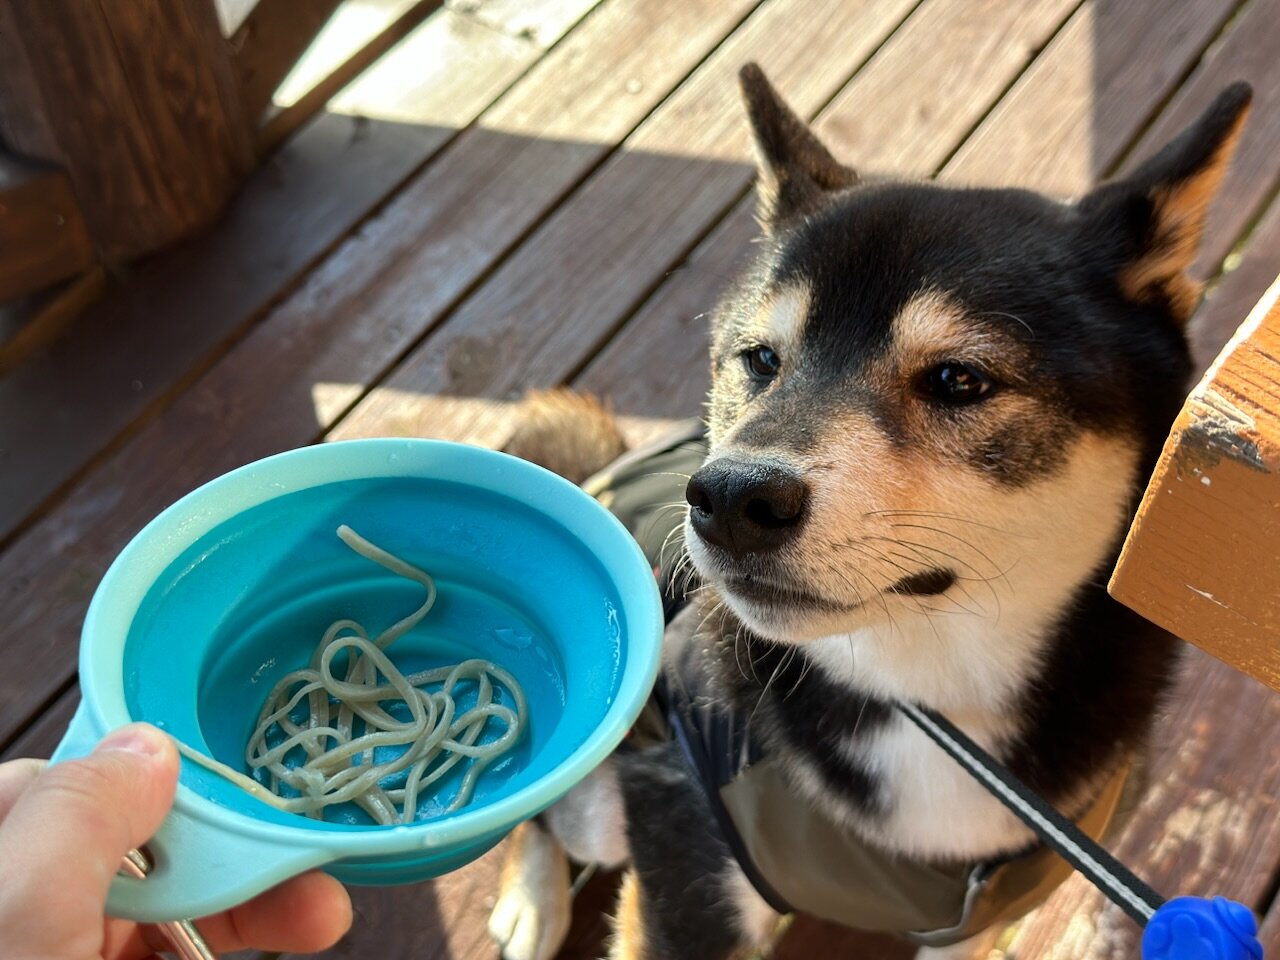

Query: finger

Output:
[194, 871, 354, 952]
[0, 758, 46, 819]
[0, 724, 178, 957]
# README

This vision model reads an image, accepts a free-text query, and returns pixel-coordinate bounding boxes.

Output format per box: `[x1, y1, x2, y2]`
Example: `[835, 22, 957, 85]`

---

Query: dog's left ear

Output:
[1080, 82, 1252, 324]
[739, 63, 858, 229]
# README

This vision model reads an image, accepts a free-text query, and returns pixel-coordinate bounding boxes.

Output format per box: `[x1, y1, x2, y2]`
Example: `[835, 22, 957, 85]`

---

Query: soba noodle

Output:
[175, 525, 527, 825]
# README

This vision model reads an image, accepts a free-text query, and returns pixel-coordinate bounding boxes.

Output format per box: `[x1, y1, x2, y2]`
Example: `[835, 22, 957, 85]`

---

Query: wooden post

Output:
[1110, 276, 1280, 691]
[0, 0, 254, 263]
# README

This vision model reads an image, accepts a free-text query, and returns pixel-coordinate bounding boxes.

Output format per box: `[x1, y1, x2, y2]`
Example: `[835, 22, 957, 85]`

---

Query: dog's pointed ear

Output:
[1080, 82, 1252, 324]
[739, 63, 858, 229]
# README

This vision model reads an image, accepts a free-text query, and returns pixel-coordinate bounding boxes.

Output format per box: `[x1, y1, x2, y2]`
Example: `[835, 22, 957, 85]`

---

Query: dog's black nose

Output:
[686, 459, 808, 555]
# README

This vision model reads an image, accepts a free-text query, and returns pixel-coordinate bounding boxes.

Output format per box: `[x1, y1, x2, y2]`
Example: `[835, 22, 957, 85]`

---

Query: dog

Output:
[487, 64, 1252, 960]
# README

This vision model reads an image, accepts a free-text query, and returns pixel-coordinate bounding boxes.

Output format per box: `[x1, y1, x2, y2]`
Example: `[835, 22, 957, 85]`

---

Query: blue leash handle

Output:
[896, 703, 1264, 959]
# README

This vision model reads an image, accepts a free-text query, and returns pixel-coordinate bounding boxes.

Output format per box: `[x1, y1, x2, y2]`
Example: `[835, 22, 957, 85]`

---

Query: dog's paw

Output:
[488, 879, 570, 960]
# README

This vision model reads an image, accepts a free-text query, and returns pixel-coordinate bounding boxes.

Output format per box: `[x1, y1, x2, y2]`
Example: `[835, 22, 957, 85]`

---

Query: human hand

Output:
[0, 723, 353, 958]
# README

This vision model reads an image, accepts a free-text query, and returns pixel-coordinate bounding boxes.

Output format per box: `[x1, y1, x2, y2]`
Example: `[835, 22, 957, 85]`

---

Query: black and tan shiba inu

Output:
[487, 65, 1252, 960]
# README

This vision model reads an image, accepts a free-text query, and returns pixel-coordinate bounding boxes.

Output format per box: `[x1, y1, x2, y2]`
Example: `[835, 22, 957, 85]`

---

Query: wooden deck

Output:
[2, 0, 1279, 956]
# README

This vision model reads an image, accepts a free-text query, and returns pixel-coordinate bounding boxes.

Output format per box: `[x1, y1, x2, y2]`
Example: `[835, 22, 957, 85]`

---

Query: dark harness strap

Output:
[652, 670, 795, 915]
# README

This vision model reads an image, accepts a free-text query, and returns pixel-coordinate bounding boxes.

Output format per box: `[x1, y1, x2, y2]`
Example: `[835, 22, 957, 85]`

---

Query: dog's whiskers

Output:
[865, 509, 1031, 540]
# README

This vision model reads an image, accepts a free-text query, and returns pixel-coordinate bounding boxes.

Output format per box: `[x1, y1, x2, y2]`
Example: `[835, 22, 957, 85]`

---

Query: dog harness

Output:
[582, 421, 1136, 948]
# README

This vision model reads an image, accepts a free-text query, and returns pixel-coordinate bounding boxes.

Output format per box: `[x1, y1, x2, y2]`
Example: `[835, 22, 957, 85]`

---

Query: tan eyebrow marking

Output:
[744, 283, 811, 352]
[890, 290, 1013, 365]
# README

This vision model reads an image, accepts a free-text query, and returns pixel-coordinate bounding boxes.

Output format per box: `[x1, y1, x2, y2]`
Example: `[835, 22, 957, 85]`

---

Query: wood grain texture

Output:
[0, 268, 106, 377]
[945, 0, 1239, 195]
[327, 0, 922, 450]
[257, 0, 445, 155]
[0, 0, 253, 260]
[1114, 0, 1280, 280]
[268, 0, 422, 107]
[0, 687, 78, 761]
[295, 859, 621, 960]
[452, 0, 603, 45]
[0, 154, 95, 302]
[0, 0, 741, 748]
[0, 2, 581, 546]
[1192, 195, 1280, 372]
[1110, 278, 1280, 690]
[817, 0, 1081, 178]
[233, 0, 344, 122]
[772, 917, 914, 960]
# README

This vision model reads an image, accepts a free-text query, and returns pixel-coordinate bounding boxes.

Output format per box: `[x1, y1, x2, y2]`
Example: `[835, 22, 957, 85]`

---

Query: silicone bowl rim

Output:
[77, 438, 663, 859]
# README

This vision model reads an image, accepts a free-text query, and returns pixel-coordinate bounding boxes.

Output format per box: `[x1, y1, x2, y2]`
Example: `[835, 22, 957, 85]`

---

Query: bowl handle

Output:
[52, 705, 333, 923]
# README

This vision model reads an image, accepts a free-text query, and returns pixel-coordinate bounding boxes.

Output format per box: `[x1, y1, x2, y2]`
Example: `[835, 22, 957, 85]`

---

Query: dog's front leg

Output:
[488, 819, 572, 960]
[607, 869, 651, 960]
[607, 862, 777, 960]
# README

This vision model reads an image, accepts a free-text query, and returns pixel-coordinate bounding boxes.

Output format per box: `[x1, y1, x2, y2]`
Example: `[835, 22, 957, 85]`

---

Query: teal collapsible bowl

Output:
[52, 439, 663, 923]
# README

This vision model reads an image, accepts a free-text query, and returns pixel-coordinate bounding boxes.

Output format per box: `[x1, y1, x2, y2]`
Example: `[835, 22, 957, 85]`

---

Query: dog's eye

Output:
[919, 362, 993, 404]
[743, 345, 781, 380]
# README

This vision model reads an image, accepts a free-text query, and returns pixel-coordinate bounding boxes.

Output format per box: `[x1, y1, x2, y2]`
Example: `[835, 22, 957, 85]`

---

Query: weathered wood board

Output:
[1111, 277, 1280, 692]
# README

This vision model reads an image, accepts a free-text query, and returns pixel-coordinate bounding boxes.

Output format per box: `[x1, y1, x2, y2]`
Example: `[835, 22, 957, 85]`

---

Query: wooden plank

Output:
[327, 0, 923, 449]
[0, 689, 79, 761]
[772, 918, 911, 960]
[1116, 0, 1280, 280]
[1192, 195, 1280, 371]
[815, 0, 1083, 178]
[0, 269, 106, 377]
[945, 0, 1240, 196]
[233, 0, 344, 122]
[580, 0, 1083, 445]
[0, 1, 592, 546]
[269, 0, 421, 107]
[450, 0, 603, 45]
[0, 0, 754, 751]
[1110, 278, 1280, 691]
[1006, 652, 1280, 958]
[0, 154, 95, 302]
[0, 0, 254, 261]
[257, 0, 445, 155]
[295, 861, 620, 960]
[579, 203, 755, 447]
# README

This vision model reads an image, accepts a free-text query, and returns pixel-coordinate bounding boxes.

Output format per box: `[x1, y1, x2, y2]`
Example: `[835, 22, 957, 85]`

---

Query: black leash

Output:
[895, 701, 1164, 925]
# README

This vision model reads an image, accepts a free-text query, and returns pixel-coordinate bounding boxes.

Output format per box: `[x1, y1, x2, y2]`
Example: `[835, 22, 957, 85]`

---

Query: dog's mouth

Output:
[886, 568, 957, 597]
[723, 574, 858, 613]
[719, 566, 955, 614]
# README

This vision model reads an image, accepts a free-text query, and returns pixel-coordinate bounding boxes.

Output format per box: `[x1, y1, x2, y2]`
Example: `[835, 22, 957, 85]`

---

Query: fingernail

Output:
[96, 724, 166, 759]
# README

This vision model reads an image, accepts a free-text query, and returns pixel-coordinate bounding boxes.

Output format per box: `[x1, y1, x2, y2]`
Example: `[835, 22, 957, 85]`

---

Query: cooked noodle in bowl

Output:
[177, 525, 529, 825]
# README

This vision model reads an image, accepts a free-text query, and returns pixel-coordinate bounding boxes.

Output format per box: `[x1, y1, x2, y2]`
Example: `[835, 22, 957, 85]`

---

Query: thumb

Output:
[0, 723, 179, 955]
